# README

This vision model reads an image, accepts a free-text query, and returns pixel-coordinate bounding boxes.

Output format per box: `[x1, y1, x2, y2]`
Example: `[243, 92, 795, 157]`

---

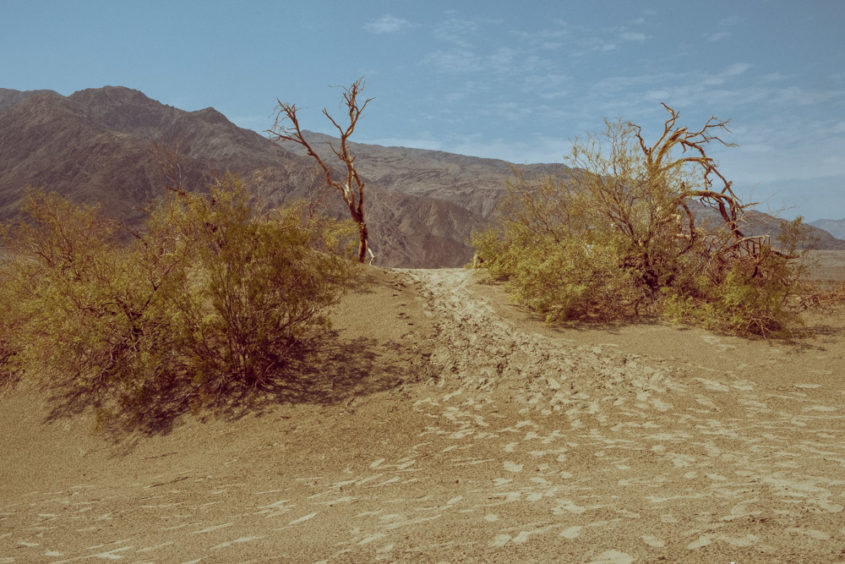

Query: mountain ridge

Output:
[1, 86, 843, 265]
[0, 86, 490, 266]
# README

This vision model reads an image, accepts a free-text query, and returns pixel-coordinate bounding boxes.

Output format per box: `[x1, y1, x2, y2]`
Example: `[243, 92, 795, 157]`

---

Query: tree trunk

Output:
[357, 221, 369, 263]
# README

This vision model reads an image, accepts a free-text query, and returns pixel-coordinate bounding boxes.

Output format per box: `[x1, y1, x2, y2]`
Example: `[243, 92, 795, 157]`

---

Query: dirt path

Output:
[1, 268, 843, 562]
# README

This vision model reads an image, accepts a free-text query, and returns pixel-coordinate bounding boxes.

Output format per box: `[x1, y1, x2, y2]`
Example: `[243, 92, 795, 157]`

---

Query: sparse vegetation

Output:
[473, 105, 808, 337]
[0, 177, 357, 425]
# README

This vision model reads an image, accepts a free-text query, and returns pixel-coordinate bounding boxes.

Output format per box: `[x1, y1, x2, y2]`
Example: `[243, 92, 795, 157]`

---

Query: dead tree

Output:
[268, 79, 374, 263]
[630, 103, 774, 261]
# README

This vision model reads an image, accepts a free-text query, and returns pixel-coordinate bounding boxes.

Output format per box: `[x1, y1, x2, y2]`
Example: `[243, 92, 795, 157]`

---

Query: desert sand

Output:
[1, 253, 844, 563]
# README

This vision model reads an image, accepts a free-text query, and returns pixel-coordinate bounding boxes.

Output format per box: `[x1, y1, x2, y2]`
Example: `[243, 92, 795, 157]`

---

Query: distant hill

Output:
[1, 86, 842, 267]
[810, 218, 845, 241]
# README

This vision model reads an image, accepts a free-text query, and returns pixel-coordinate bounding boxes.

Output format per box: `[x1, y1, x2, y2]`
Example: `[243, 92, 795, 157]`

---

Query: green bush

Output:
[663, 218, 807, 335]
[473, 109, 807, 337]
[143, 176, 357, 398]
[0, 178, 357, 424]
[0, 191, 156, 405]
[473, 177, 640, 322]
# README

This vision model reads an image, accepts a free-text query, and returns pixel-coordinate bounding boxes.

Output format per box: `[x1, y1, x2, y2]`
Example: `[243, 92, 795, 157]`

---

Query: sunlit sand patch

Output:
[588, 549, 634, 564]
[489, 533, 511, 548]
[718, 533, 759, 547]
[52, 543, 134, 563]
[503, 461, 523, 472]
[552, 499, 588, 515]
[192, 522, 232, 534]
[383, 514, 442, 530]
[804, 405, 836, 412]
[210, 536, 263, 550]
[136, 540, 175, 553]
[288, 511, 318, 525]
[686, 534, 712, 549]
[641, 534, 665, 547]
[358, 532, 386, 545]
[559, 525, 582, 539]
[510, 524, 556, 544]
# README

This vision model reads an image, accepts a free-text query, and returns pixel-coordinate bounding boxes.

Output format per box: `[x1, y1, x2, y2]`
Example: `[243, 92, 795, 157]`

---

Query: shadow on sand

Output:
[42, 330, 425, 441]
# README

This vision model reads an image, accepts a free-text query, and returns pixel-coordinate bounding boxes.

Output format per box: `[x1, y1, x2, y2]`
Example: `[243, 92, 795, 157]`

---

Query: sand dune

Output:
[1, 260, 843, 562]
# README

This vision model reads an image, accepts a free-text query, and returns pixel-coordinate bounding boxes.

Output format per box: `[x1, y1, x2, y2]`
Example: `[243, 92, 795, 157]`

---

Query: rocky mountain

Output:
[0, 87, 279, 226]
[1, 86, 842, 267]
[0, 87, 506, 266]
[281, 131, 571, 219]
[0, 88, 58, 112]
[810, 218, 845, 241]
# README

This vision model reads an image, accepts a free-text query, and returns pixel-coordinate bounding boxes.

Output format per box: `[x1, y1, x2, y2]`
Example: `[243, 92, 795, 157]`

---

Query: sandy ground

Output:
[1, 256, 844, 563]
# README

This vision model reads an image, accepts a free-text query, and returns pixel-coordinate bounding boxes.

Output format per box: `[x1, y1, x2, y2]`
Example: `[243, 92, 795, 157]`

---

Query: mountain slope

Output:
[283, 131, 571, 218]
[1, 86, 842, 266]
[0, 87, 486, 266]
[811, 218, 845, 240]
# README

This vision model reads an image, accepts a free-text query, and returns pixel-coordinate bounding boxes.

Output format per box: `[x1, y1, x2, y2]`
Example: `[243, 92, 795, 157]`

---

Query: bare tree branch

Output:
[267, 79, 374, 263]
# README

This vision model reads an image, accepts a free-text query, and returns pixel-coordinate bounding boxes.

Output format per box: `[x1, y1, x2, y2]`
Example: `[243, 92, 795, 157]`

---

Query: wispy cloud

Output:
[434, 17, 480, 48]
[364, 14, 411, 34]
[422, 49, 481, 73]
[619, 31, 647, 42]
[723, 62, 752, 76]
[705, 31, 731, 42]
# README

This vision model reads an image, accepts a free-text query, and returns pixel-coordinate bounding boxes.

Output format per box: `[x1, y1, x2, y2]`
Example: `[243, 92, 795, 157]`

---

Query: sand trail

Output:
[1, 267, 843, 562]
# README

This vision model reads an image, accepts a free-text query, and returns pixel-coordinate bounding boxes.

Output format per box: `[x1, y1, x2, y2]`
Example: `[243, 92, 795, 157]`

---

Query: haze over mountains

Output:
[810, 219, 845, 241]
[1, 86, 843, 267]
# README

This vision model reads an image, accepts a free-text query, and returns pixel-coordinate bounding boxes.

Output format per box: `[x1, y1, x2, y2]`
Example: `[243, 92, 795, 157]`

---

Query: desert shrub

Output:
[664, 218, 807, 335]
[143, 176, 357, 399]
[0, 178, 357, 424]
[0, 245, 21, 391]
[0, 191, 167, 408]
[474, 177, 640, 322]
[473, 107, 807, 337]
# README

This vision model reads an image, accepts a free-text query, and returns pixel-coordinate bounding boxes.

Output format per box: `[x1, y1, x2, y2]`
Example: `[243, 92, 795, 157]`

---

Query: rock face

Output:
[1, 86, 842, 266]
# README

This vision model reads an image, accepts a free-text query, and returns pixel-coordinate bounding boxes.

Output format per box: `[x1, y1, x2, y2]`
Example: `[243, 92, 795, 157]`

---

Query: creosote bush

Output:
[473, 106, 807, 337]
[0, 177, 357, 425]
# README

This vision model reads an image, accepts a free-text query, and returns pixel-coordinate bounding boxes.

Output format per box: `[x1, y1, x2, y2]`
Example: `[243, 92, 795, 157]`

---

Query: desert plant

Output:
[0, 178, 357, 425]
[145, 176, 357, 397]
[473, 105, 807, 336]
[0, 190, 174, 411]
[0, 243, 21, 391]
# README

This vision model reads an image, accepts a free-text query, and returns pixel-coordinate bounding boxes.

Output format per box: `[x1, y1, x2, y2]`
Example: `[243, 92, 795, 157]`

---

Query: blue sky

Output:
[3, 0, 844, 220]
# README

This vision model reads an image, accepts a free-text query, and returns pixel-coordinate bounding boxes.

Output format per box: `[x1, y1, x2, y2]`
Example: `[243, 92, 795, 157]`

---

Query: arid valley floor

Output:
[2, 252, 844, 563]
